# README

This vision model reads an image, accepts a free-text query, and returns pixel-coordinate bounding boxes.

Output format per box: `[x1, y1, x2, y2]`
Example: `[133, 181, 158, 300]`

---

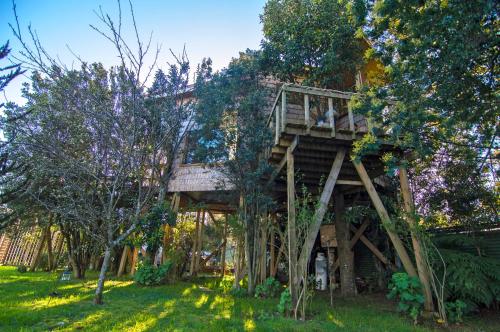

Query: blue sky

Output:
[0, 0, 267, 105]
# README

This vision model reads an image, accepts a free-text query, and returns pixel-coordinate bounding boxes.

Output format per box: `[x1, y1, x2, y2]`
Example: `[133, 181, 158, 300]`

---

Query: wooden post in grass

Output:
[399, 165, 434, 312]
[29, 230, 47, 271]
[335, 191, 356, 296]
[117, 246, 130, 277]
[286, 144, 298, 306]
[190, 210, 201, 276]
[130, 247, 139, 276]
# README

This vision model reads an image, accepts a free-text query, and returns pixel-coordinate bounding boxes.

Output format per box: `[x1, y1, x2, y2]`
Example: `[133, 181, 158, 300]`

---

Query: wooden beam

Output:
[348, 102, 355, 139]
[117, 246, 130, 277]
[130, 247, 139, 276]
[297, 148, 346, 273]
[286, 144, 298, 306]
[275, 105, 280, 145]
[268, 136, 298, 184]
[328, 98, 336, 137]
[283, 84, 354, 100]
[281, 91, 287, 132]
[353, 160, 418, 277]
[399, 165, 434, 312]
[304, 94, 310, 134]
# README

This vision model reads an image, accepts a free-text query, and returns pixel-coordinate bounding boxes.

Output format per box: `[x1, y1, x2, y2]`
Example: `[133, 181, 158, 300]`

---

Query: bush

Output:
[277, 289, 292, 317]
[438, 249, 500, 311]
[134, 261, 172, 286]
[445, 300, 467, 324]
[255, 277, 281, 298]
[17, 265, 27, 273]
[387, 272, 424, 323]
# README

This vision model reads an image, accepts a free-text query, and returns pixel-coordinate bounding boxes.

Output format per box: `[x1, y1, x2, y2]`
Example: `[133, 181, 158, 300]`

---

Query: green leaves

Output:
[387, 272, 424, 322]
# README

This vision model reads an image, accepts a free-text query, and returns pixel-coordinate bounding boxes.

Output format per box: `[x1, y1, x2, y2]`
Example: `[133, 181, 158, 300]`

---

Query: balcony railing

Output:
[266, 84, 375, 145]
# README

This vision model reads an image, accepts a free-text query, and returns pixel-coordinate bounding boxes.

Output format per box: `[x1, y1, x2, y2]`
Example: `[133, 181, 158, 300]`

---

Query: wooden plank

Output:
[130, 247, 139, 276]
[117, 246, 130, 277]
[348, 102, 355, 139]
[283, 84, 354, 100]
[399, 165, 434, 312]
[353, 160, 417, 277]
[281, 91, 287, 132]
[275, 105, 280, 145]
[304, 94, 310, 134]
[328, 98, 336, 137]
[268, 136, 298, 184]
[286, 144, 298, 305]
[297, 148, 346, 273]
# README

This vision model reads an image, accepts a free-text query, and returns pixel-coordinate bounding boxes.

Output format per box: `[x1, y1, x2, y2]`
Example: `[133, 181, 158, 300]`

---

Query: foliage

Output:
[135, 204, 176, 260]
[277, 289, 293, 317]
[255, 277, 282, 298]
[436, 245, 500, 310]
[192, 51, 274, 294]
[387, 272, 424, 323]
[260, 0, 367, 88]
[445, 300, 467, 324]
[16, 265, 27, 273]
[134, 260, 173, 286]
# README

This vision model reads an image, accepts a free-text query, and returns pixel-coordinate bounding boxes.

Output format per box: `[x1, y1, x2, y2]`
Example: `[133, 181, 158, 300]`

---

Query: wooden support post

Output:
[327, 246, 336, 306]
[304, 94, 310, 134]
[275, 106, 280, 145]
[348, 103, 355, 139]
[281, 91, 287, 132]
[117, 246, 130, 277]
[286, 145, 298, 306]
[130, 247, 139, 276]
[353, 160, 417, 277]
[190, 210, 201, 276]
[195, 210, 205, 274]
[399, 165, 434, 312]
[328, 98, 336, 137]
[297, 149, 346, 272]
[270, 227, 275, 278]
[221, 214, 228, 276]
[335, 192, 356, 296]
[260, 221, 268, 283]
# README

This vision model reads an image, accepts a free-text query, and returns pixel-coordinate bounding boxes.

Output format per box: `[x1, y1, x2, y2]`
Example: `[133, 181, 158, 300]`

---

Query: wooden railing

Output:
[267, 84, 368, 144]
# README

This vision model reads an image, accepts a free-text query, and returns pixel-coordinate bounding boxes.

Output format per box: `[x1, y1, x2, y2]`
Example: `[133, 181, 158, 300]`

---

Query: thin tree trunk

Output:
[45, 225, 54, 271]
[221, 214, 228, 276]
[190, 210, 200, 276]
[94, 247, 112, 305]
[286, 147, 298, 306]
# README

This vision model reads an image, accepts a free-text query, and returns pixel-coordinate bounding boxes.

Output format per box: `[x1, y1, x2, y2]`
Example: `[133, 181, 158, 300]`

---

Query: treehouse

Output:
[161, 58, 420, 293]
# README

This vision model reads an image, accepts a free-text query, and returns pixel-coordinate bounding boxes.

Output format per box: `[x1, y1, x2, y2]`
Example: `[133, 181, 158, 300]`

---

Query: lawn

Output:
[0, 267, 497, 332]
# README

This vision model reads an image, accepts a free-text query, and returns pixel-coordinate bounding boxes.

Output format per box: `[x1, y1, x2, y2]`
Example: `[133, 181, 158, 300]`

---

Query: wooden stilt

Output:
[221, 214, 228, 276]
[399, 165, 434, 312]
[190, 210, 201, 276]
[117, 246, 130, 277]
[286, 144, 298, 306]
[352, 160, 417, 277]
[129, 247, 139, 276]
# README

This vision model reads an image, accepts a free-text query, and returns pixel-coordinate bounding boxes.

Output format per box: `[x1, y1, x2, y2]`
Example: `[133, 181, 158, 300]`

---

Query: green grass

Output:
[0, 266, 498, 331]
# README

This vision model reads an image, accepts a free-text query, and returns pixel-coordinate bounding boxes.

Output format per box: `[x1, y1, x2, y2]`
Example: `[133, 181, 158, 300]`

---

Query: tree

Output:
[192, 51, 275, 294]
[260, 0, 367, 89]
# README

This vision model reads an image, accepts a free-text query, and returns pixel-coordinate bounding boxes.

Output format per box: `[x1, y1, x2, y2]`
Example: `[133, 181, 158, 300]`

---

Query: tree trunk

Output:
[399, 165, 434, 312]
[94, 247, 112, 305]
[195, 210, 205, 274]
[45, 225, 54, 271]
[221, 214, 228, 276]
[335, 192, 356, 296]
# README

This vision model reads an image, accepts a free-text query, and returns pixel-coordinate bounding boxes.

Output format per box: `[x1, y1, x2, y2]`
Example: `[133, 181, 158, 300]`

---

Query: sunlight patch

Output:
[194, 294, 209, 308]
[327, 312, 345, 327]
[244, 318, 256, 331]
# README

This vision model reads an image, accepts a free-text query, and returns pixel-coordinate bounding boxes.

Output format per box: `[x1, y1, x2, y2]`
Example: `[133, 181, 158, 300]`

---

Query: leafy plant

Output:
[277, 289, 293, 317]
[255, 277, 281, 298]
[445, 300, 466, 324]
[134, 261, 172, 286]
[17, 265, 27, 273]
[387, 272, 424, 323]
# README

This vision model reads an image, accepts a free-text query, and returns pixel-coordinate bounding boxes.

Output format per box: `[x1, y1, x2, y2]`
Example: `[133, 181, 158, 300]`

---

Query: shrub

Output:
[387, 272, 424, 323]
[445, 300, 467, 324]
[17, 265, 27, 273]
[277, 289, 292, 317]
[255, 277, 281, 298]
[438, 249, 500, 311]
[134, 261, 172, 286]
